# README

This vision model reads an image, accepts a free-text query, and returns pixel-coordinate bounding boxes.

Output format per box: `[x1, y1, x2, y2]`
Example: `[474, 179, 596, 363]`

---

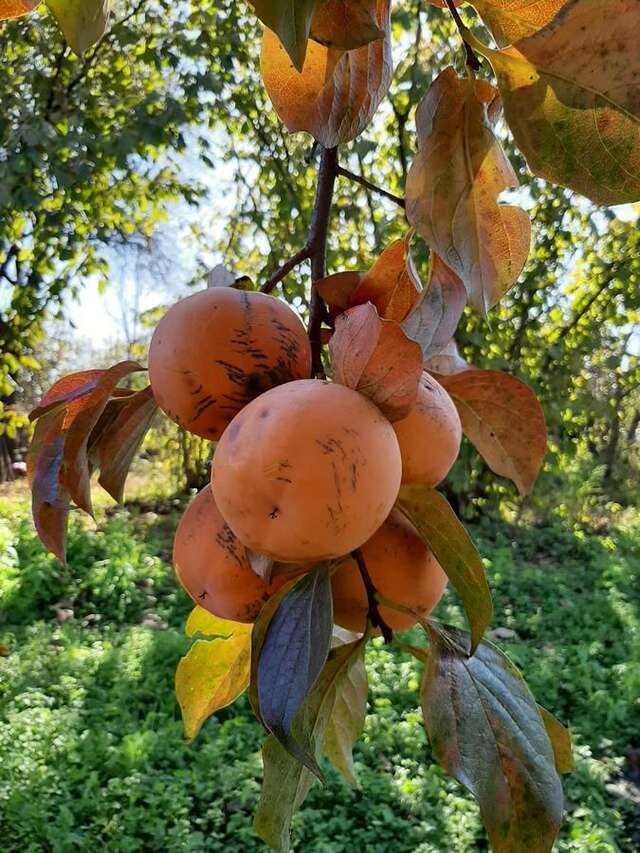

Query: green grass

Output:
[0, 490, 639, 851]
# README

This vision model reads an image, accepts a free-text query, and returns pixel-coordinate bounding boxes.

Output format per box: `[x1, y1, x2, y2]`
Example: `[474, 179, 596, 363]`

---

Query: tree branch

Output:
[353, 548, 393, 643]
[443, 0, 481, 71]
[259, 246, 311, 294]
[336, 165, 406, 209]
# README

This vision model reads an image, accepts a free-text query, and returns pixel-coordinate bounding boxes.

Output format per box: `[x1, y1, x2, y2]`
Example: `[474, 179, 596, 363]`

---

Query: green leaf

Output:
[396, 486, 492, 651]
[255, 637, 367, 851]
[256, 565, 333, 777]
[421, 624, 564, 853]
[251, 0, 318, 71]
[467, 0, 640, 205]
[538, 705, 574, 774]
[46, 0, 110, 55]
[323, 633, 368, 784]
[175, 612, 252, 742]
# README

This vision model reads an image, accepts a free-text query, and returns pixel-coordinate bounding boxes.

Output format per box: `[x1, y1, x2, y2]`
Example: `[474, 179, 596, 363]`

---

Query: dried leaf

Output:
[30, 369, 107, 421]
[246, 549, 274, 584]
[207, 263, 236, 288]
[93, 385, 158, 503]
[256, 566, 333, 776]
[406, 67, 531, 315]
[329, 303, 423, 421]
[261, 0, 392, 148]
[439, 369, 547, 496]
[0, 0, 39, 18]
[396, 486, 492, 650]
[251, 0, 319, 71]
[175, 615, 252, 742]
[421, 624, 563, 853]
[538, 705, 574, 774]
[424, 339, 471, 376]
[473, 0, 640, 204]
[470, 0, 567, 46]
[348, 237, 421, 322]
[401, 253, 466, 360]
[46, 0, 110, 55]
[255, 637, 367, 851]
[28, 407, 70, 565]
[311, 0, 384, 50]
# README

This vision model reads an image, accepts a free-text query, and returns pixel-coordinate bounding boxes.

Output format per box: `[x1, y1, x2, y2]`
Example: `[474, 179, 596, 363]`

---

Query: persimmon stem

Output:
[336, 166, 406, 209]
[353, 548, 394, 644]
[443, 0, 481, 71]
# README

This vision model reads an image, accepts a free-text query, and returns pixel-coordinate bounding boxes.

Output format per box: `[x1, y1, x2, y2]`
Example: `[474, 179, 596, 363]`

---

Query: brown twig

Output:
[336, 165, 406, 209]
[259, 246, 311, 294]
[443, 0, 481, 71]
[353, 548, 393, 643]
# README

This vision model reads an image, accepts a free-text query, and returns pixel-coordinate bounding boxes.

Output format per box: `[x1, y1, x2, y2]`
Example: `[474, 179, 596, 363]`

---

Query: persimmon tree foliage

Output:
[13, 0, 640, 849]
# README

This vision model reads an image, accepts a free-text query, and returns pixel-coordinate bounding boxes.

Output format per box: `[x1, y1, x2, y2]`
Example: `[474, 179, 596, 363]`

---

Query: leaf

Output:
[471, 0, 640, 204]
[424, 339, 471, 376]
[329, 303, 423, 421]
[251, 0, 319, 71]
[323, 643, 368, 784]
[316, 270, 364, 317]
[185, 607, 240, 639]
[261, 0, 392, 148]
[46, 0, 110, 55]
[30, 369, 107, 421]
[93, 385, 158, 503]
[256, 565, 333, 776]
[255, 637, 367, 851]
[175, 615, 252, 742]
[396, 486, 492, 650]
[246, 549, 275, 584]
[27, 407, 70, 565]
[538, 705, 574, 774]
[438, 369, 547, 496]
[310, 0, 384, 50]
[348, 236, 421, 323]
[0, 1, 39, 19]
[470, 0, 567, 46]
[406, 67, 531, 315]
[421, 624, 564, 853]
[401, 254, 466, 360]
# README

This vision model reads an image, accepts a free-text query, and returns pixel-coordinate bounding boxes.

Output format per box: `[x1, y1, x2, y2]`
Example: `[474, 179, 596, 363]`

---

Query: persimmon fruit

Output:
[331, 508, 448, 633]
[173, 485, 302, 622]
[148, 287, 311, 440]
[212, 379, 402, 562]
[392, 372, 462, 486]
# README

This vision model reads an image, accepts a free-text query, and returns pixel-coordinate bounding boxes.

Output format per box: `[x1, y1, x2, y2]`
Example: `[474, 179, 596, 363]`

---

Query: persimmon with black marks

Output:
[148, 287, 312, 440]
[211, 379, 402, 562]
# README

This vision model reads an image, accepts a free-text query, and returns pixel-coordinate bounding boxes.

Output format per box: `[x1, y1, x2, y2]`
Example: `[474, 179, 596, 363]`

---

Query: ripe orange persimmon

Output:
[392, 372, 461, 486]
[173, 485, 301, 622]
[331, 509, 448, 633]
[148, 287, 311, 440]
[212, 379, 402, 562]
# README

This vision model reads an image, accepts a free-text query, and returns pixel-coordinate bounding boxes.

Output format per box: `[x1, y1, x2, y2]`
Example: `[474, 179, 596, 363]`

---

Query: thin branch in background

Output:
[336, 165, 406, 209]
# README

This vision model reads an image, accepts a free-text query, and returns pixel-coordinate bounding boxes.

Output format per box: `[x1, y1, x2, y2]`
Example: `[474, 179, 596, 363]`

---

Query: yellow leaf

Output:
[406, 67, 531, 315]
[46, 0, 110, 56]
[310, 0, 384, 50]
[260, 0, 392, 148]
[176, 613, 252, 741]
[470, 0, 567, 46]
[469, 0, 640, 204]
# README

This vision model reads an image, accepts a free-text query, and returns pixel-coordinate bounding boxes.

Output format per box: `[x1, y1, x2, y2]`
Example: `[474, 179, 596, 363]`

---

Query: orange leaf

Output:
[329, 303, 423, 421]
[310, 0, 384, 50]
[348, 237, 421, 322]
[439, 369, 547, 495]
[261, 0, 392, 148]
[316, 270, 363, 318]
[0, 0, 39, 18]
[406, 67, 531, 316]
[402, 253, 466, 359]
[469, 0, 567, 45]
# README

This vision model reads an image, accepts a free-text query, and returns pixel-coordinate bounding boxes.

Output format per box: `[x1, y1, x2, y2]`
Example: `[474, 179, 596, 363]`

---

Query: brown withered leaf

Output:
[329, 303, 423, 421]
[316, 270, 364, 318]
[423, 339, 470, 376]
[28, 407, 70, 565]
[401, 253, 466, 360]
[406, 67, 531, 316]
[470, 0, 567, 46]
[93, 385, 158, 503]
[310, 0, 383, 50]
[470, 0, 640, 205]
[0, 0, 39, 17]
[348, 236, 421, 322]
[261, 0, 392, 148]
[439, 368, 547, 495]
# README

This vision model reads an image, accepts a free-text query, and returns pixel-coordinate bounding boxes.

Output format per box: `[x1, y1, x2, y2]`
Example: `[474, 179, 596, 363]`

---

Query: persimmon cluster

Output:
[149, 284, 461, 634]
